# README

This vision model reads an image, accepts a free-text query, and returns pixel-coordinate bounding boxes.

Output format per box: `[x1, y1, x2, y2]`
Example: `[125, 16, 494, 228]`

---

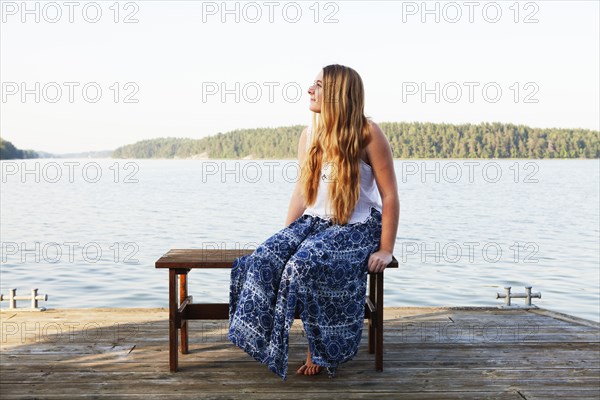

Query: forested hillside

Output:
[112, 122, 599, 159]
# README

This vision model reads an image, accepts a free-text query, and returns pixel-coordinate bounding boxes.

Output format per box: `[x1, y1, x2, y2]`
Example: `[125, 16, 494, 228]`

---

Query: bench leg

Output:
[368, 273, 376, 354]
[375, 272, 384, 372]
[169, 269, 178, 372]
[179, 273, 189, 354]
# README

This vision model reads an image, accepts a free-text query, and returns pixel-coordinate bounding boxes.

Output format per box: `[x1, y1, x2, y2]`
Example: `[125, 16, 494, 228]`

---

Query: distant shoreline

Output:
[3, 121, 599, 160]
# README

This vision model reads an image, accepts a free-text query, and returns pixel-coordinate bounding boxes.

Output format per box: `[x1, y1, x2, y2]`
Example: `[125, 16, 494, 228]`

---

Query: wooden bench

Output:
[155, 249, 398, 373]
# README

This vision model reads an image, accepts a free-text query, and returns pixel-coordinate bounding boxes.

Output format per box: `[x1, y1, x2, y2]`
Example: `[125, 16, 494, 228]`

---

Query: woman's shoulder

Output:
[367, 120, 383, 135]
[364, 120, 391, 159]
[365, 120, 386, 145]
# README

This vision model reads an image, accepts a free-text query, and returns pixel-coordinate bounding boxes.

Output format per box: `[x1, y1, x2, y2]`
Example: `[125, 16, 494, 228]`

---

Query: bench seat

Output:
[155, 249, 398, 372]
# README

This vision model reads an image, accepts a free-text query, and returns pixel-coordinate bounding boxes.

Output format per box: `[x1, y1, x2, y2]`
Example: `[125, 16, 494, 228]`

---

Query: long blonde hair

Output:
[301, 64, 372, 225]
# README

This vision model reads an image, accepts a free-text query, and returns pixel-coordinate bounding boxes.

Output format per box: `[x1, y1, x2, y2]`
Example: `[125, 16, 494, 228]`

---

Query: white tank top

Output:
[302, 125, 383, 224]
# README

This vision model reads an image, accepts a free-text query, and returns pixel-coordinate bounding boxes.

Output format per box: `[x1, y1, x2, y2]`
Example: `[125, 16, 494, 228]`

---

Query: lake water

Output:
[1, 159, 599, 322]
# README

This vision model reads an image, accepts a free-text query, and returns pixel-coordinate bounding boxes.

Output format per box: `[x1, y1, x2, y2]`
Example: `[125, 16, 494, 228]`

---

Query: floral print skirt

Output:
[228, 206, 383, 380]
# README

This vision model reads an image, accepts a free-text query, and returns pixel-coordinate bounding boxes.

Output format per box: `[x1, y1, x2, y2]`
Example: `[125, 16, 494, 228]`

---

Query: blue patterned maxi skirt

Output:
[228, 206, 383, 380]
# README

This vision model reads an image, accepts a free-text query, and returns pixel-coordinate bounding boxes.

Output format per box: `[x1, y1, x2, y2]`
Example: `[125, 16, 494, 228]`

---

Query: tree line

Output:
[0, 137, 39, 160]
[112, 122, 599, 159]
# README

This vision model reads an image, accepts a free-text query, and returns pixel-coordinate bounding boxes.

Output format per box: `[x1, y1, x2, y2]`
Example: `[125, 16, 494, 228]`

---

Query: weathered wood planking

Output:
[1, 307, 598, 399]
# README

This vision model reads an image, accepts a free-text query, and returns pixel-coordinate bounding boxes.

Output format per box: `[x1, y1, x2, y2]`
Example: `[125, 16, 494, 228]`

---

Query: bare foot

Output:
[296, 346, 323, 376]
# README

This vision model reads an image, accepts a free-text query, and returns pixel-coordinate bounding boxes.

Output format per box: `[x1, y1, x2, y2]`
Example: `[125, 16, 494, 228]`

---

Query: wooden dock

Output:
[1, 307, 598, 399]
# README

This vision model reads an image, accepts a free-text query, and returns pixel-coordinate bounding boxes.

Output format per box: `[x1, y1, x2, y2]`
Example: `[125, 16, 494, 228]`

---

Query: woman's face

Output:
[308, 69, 323, 113]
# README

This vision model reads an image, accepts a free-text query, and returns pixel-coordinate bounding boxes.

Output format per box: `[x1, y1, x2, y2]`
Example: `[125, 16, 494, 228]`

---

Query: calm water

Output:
[1, 159, 599, 322]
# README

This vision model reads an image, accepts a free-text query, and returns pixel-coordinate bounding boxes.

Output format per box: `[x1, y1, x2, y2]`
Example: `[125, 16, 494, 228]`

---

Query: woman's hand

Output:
[368, 250, 393, 273]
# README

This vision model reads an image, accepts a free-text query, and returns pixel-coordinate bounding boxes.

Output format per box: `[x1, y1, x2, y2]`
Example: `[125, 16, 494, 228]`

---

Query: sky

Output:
[1, 0, 599, 153]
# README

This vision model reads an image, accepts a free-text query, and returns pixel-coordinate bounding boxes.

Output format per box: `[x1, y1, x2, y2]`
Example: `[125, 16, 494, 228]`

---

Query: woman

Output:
[228, 64, 400, 380]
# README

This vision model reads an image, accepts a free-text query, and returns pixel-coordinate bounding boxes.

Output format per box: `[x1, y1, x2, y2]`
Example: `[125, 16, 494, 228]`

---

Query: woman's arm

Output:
[365, 121, 400, 273]
[285, 127, 309, 226]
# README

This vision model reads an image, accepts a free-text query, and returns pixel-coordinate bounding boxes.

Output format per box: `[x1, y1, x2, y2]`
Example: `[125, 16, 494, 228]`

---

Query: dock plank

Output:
[1, 307, 598, 398]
